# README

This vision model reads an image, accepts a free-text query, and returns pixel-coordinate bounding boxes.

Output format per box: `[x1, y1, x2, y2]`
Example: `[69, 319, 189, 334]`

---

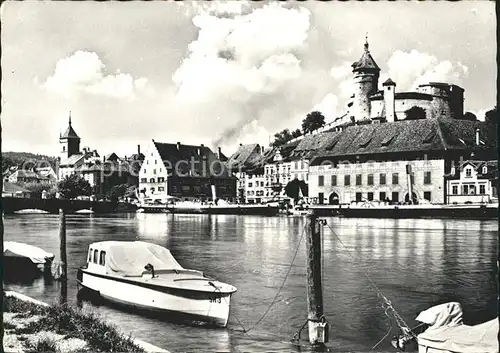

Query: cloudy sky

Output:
[1, 1, 495, 157]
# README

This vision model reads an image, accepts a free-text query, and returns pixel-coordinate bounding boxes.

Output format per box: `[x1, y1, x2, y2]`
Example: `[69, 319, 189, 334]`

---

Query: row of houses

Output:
[225, 117, 497, 206]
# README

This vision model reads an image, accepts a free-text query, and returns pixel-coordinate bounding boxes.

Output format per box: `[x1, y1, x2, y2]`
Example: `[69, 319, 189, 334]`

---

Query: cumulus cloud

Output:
[311, 93, 338, 122]
[42, 51, 150, 100]
[386, 50, 469, 91]
[172, 2, 314, 148]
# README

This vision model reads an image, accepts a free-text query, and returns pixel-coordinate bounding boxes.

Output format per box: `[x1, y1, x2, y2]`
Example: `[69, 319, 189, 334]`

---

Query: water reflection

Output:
[3, 214, 497, 352]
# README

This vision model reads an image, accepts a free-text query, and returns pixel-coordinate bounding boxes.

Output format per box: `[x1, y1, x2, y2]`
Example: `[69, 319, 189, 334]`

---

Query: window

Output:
[367, 192, 374, 201]
[88, 249, 93, 262]
[355, 192, 362, 202]
[150, 178, 155, 183]
[331, 175, 337, 186]
[392, 173, 399, 185]
[318, 192, 324, 205]
[63, 146, 66, 152]
[462, 185, 469, 194]
[158, 177, 165, 183]
[469, 185, 476, 195]
[482, 166, 488, 174]
[318, 175, 324, 186]
[158, 187, 165, 192]
[99, 251, 106, 266]
[141, 178, 147, 183]
[465, 168, 472, 177]
[423, 192, 431, 201]
[356, 174, 362, 186]
[392, 192, 399, 203]
[248, 182, 253, 187]
[452, 185, 458, 195]
[344, 175, 350, 186]
[424, 171, 431, 185]
[93, 249, 98, 264]
[150, 187, 155, 193]
[380, 173, 386, 185]
[155, 160, 157, 165]
[379, 192, 386, 201]
[147, 160, 149, 165]
[367, 174, 374, 186]
[479, 185, 486, 194]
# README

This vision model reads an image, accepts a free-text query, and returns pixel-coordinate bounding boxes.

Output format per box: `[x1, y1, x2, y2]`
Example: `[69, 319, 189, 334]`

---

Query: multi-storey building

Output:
[138, 140, 236, 201]
[446, 160, 498, 204]
[308, 118, 496, 205]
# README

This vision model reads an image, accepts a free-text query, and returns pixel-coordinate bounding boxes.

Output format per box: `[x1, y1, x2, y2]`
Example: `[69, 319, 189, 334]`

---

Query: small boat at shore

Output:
[77, 241, 237, 327]
[13, 209, 50, 214]
[3, 241, 55, 279]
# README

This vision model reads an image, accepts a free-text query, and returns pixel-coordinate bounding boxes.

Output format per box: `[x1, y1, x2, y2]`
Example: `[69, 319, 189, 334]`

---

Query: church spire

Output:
[69, 110, 72, 126]
[364, 32, 369, 52]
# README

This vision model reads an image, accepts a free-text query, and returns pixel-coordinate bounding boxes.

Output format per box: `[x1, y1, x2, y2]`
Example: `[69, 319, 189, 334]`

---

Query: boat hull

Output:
[165, 205, 280, 216]
[77, 269, 232, 327]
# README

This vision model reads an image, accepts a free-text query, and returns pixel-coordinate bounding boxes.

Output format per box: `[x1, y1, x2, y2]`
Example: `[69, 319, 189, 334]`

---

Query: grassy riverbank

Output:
[3, 294, 145, 352]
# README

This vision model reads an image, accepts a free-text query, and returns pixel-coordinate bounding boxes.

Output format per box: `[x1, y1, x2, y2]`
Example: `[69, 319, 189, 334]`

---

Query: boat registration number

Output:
[209, 297, 222, 303]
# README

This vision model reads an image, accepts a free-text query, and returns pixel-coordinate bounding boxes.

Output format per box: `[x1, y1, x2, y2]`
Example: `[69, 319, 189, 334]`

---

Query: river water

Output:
[3, 214, 498, 352]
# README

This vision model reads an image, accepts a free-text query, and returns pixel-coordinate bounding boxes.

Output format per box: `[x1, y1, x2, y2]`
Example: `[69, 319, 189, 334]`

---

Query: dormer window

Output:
[465, 168, 472, 178]
[482, 166, 488, 174]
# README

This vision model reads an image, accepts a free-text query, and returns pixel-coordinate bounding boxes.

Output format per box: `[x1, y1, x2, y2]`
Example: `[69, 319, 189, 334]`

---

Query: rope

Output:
[324, 223, 416, 345]
[243, 223, 307, 333]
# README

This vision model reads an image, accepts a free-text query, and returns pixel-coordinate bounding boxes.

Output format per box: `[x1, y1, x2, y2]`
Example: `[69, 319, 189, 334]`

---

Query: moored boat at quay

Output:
[310, 202, 498, 219]
[77, 241, 237, 327]
[164, 200, 280, 215]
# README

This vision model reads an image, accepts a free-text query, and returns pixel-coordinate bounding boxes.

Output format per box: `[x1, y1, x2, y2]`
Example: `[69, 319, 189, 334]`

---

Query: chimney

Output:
[218, 147, 222, 158]
[176, 142, 181, 151]
[475, 128, 480, 146]
[137, 144, 141, 155]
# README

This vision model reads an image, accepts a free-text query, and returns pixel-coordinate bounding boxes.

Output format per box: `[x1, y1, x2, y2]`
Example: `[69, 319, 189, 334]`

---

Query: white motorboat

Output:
[77, 241, 237, 327]
[3, 241, 55, 278]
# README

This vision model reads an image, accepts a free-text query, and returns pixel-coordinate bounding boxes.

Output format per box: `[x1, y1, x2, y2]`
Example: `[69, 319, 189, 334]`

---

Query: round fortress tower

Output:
[350, 38, 380, 121]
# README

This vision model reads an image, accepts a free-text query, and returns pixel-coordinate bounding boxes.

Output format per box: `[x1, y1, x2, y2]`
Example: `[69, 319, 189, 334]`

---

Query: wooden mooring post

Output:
[306, 211, 328, 346]
[59, 208, 68, 305]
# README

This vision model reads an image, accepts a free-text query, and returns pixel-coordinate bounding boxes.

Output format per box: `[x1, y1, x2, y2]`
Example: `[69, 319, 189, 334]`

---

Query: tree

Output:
[291, 129, 302, 138]
[404, 106, 426, 120]
[485, 107, 498, 125]
[284, 178, 308, 203]
[271, 129, 293, 147]
[461, 112, 477, 121]
[107, 183, 129, 202]
[302, 111, 326, 134]
[57, 174, 92, 200]
[23, 181, 56, 198]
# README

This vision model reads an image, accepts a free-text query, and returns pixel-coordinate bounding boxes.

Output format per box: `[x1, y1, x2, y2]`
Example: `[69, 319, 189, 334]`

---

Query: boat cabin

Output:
[86, 242, 109, 275]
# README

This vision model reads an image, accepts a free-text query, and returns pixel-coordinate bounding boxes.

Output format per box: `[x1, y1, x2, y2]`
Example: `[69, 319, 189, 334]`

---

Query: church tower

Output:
[59, 111, 80, 161]
[350, 37, 380, 121]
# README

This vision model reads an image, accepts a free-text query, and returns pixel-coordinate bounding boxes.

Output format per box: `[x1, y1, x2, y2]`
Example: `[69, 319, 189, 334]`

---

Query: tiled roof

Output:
[10, 170, 38, 178]
[60, 154, 85, 167]
[225, 144, 260, 170]
[289, 132, 342, 161]
[3, 182, 30, 193]
[154, 142, 233, 178]
[383, 78, 396, 86]
[352, 43, 380, 72]
[310, 117, 497, 163]
[61, 124, 80, 139]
